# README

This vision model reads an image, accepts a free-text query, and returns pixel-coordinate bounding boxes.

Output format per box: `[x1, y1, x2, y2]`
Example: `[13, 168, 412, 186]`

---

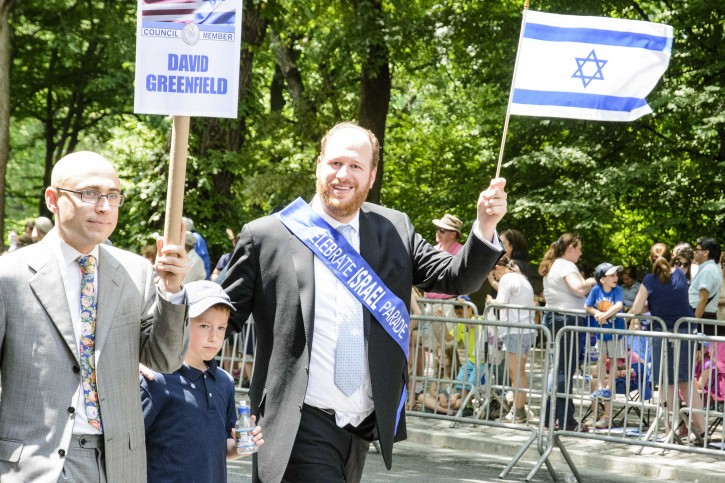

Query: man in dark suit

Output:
[222, 122, 507, 483]
[0, 151, 189, 482]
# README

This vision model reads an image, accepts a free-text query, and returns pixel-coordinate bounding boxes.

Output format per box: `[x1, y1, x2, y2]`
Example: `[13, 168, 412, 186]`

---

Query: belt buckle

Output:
[318, 407, 335, 416]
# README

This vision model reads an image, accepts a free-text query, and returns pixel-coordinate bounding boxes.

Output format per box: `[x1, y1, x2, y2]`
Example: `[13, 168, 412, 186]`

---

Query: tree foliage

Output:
[3, 0, 723, 276]
[10, 0, 135, 216]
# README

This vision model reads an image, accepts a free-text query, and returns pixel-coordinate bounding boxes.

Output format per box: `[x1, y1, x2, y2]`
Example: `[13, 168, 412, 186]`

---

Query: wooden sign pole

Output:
[163, 115, 190, 246]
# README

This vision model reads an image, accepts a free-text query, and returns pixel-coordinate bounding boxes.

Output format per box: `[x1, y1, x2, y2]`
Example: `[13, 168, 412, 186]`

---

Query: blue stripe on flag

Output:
[194, 11, 235, 26]
[524, 23, 671, 51]
[513, 89, 648, 112]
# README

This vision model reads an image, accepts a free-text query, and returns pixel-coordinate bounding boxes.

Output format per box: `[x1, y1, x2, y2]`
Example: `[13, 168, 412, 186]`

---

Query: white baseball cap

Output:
[186, 280, 235, 318]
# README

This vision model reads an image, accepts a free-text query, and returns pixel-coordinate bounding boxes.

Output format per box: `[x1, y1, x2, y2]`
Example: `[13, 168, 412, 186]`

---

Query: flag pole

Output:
[495, 0, 530, 178]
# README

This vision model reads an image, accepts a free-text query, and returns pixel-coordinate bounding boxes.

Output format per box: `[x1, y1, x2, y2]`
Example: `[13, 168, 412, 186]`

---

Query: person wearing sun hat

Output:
[419, 213, 467, 360]
[433, 213, 463, 241]
[425, 213, 464, 300]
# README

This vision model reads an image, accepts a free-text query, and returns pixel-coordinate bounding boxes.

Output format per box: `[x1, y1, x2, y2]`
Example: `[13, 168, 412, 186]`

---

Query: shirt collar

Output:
[46, 228, 101, 269]
[178, 358, 219, 381]
[311, 195, 360, 234]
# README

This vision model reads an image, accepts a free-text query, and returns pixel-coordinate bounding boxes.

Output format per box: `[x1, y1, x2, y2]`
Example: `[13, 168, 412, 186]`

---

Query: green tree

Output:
[11, 0, 136, 216]
[0, 0, 16, 249]
[4, 0, 722, 271]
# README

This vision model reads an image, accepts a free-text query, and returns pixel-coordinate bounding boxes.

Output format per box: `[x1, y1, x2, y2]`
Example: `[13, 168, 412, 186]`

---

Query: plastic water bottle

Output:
[236, 401, 258, 456]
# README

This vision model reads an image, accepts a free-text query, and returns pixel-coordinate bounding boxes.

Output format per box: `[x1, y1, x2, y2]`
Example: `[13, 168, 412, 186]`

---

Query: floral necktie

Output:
[77, 255, 103, 432]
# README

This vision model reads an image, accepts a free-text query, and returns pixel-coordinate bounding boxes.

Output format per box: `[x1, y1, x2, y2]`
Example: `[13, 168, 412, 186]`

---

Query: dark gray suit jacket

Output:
[223, 202, 502, 483]
[0, 236, 189, 483]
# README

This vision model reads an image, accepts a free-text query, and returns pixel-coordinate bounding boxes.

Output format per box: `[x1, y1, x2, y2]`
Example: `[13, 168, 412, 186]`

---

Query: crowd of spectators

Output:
[3, 216, 55, 253]
[408, 226, 723, 439]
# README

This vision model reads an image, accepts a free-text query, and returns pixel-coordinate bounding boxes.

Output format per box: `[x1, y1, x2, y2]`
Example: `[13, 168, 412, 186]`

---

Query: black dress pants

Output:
[282, 404, 376, 483]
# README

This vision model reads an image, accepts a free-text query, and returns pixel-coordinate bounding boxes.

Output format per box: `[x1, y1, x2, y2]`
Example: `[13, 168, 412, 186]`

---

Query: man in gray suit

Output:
[0, 152, 190, 482]
[223, 122, 507, 482]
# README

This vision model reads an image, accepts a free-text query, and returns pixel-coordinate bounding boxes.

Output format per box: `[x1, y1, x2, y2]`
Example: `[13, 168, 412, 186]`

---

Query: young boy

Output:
[585, 262, 626, 429]
[141, 281, 263, 482]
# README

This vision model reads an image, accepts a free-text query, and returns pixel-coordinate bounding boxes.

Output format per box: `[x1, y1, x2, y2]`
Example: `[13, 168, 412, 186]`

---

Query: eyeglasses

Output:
[673, 260, 689, 267]
[56, 187, 125, 207]
[436, 227, 453, 234]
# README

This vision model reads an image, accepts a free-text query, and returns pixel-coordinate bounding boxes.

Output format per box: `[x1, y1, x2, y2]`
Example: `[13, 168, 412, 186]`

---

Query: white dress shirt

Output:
[304, 198, 374, 427]
[303, 199, 501, 428]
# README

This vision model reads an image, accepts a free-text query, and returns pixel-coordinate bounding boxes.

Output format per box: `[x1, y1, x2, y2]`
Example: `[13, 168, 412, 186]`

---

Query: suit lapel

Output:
[358, 209, 380, 337]
[94, 246, 123, 359]
[28, 246, 79, 363]
[290, 233, 315, 352]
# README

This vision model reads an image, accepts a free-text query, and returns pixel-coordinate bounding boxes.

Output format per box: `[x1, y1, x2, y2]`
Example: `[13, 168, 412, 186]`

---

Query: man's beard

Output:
[317, 178, 370, 219]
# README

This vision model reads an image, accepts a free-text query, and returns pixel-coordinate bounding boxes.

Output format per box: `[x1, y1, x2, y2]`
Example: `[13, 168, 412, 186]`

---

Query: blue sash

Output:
[276, 198, 410, 433]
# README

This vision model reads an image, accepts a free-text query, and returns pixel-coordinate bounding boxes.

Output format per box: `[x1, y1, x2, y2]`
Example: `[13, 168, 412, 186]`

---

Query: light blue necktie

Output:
[334, 224, 365, 396]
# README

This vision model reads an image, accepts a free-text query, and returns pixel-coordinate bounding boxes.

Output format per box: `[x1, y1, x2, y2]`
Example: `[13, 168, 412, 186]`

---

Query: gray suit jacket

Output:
[0, 238, 189, 483]
[223, 202, 503, 483]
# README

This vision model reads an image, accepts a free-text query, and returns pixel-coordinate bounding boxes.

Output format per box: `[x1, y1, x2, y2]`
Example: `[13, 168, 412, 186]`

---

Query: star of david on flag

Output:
[572, 49, 607, 88]
[509, 10, 673, 121]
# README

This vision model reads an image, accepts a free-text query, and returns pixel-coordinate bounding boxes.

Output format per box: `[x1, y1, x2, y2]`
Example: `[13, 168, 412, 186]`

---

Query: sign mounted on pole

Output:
[134, 0, 243, 119]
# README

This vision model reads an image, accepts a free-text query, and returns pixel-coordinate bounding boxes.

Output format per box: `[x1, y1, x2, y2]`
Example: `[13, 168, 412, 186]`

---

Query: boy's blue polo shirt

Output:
[141, 358, 237, 483]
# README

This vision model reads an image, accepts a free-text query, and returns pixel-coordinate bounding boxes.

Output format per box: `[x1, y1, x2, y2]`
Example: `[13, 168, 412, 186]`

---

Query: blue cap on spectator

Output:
[594, 263, 623, 284]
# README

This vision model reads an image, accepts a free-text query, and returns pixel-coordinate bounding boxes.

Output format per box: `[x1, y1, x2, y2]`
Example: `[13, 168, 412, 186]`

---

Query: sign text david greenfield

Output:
[145, 54, 228, 94]
[134, 0, 243, 119]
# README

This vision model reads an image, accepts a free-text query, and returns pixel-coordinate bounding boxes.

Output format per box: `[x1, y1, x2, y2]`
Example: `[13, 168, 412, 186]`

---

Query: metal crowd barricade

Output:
[409, 297, 481, 422]
[481, 303, 614, 481]
[532, 312, 725, 483]
[214, 299, 725, 482]
[667, 317, 725, 451]
[216, 316, 256, 395]
[411, 299, 556, 480]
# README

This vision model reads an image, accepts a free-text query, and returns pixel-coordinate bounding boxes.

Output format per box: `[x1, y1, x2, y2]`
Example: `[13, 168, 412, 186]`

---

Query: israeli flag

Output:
[510, 10, 673, 121]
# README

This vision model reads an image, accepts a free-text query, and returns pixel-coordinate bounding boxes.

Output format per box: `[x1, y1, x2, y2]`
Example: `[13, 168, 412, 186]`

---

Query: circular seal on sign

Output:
[181, 23, 200, 46]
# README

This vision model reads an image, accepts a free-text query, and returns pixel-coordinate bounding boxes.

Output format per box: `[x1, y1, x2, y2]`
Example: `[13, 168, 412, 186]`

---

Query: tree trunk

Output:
[269, 28, 321, 142]
[270, 63, 285, 112]
[353, 0, 390, 204]
[195, 2, 268, 155]
[192, 0, 268, 229]
[0, 0, 16, 249]
[37, 38, 100, 218]
[270, 30, 303, 108]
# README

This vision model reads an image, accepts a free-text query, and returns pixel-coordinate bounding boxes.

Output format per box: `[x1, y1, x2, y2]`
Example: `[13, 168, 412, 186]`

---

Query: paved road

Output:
[226, 440, 667, 482]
